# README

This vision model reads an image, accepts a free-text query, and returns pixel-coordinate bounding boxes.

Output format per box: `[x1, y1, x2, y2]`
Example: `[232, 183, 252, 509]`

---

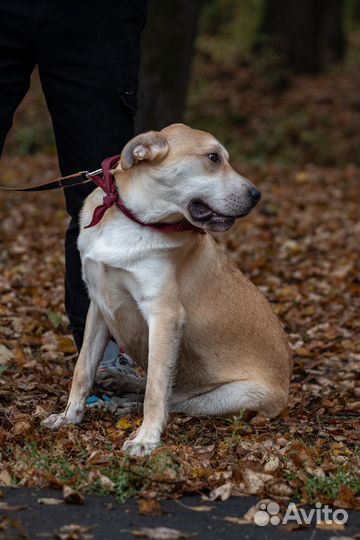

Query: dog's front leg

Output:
[42, 301, 109, 429]
[123, 301, 185, 457]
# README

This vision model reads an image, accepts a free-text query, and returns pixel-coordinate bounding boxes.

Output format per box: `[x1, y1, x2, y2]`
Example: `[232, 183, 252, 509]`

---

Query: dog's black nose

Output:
[249, 187, 261, 203]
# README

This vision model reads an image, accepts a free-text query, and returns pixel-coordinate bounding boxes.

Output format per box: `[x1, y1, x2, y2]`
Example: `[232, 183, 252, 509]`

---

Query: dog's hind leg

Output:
[170, 381, 286, 418]
[42, 301, 109, 429]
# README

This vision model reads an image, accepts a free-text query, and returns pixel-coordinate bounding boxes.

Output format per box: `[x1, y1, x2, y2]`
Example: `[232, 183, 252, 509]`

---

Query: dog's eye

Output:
[208, 152, 220, 163]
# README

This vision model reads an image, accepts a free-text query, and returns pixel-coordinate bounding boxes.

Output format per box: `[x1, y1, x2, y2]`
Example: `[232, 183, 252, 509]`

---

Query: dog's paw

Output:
[42, 411, 83, 430]
[122, 435, 162, 457]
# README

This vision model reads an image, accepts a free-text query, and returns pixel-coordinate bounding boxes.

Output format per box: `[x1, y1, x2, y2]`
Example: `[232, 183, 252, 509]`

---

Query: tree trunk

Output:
[320, 0, 346, 64]
[258, 0, 346, 73]
[136, 0, 203, 133]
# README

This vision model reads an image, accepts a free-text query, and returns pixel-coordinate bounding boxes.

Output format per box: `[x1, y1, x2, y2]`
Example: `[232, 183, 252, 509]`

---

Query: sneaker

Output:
[86, 341, 139, 408]
[98, 340, 138, 378]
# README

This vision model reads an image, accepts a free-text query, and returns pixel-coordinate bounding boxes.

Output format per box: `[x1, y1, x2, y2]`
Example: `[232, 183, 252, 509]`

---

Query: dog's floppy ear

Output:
[120, 131, 169, 170]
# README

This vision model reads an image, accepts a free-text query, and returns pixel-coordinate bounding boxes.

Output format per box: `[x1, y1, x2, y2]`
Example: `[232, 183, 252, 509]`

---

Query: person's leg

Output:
[37, 0, 147, 350]
[0, 1, 36, 155]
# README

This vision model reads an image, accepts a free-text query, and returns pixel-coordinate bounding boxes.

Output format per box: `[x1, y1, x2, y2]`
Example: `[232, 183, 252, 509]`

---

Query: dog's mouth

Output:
[188, 199, 249, 229]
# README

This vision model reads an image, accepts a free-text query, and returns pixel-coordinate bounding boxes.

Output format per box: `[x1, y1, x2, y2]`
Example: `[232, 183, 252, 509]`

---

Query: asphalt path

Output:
[0, 487, 359, 540]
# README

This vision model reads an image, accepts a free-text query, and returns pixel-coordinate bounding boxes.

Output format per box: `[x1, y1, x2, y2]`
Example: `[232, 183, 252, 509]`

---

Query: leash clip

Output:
[86, 168, 103, 179]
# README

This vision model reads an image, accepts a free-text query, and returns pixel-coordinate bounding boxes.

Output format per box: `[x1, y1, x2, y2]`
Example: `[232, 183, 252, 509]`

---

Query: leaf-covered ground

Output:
[0, 57, 359, 509]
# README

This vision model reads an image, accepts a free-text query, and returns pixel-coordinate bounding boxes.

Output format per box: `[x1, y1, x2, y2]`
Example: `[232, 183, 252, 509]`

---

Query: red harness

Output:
[84, 155, 205, 234]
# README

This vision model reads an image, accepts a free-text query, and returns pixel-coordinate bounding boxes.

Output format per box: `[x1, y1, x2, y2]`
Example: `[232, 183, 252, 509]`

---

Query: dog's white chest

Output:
[78, 215, 183, 322]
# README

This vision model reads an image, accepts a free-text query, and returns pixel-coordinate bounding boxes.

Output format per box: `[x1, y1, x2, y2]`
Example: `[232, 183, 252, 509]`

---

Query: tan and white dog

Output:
[43, 124, 292, 456]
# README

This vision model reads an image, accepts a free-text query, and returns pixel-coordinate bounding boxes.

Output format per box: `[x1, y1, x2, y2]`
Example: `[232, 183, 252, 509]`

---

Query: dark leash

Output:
[0, 156, 205, 234]
[0, 168, 101, 192]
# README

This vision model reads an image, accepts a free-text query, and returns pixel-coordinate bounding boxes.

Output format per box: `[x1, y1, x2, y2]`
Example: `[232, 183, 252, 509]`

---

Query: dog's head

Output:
[117, 123, 261, 232]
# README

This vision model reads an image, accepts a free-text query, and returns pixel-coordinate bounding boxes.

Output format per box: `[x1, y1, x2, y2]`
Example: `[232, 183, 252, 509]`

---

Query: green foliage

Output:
[47, 311, 63, 329]
[305, 470, 360, 503]
[199, 0, 263, 61]
[0, 365, 8, 376]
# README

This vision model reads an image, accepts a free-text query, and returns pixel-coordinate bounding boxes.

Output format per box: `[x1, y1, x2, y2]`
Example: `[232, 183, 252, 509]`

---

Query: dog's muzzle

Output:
[188, 188, 261, 230]
[189, 200, 235, 228]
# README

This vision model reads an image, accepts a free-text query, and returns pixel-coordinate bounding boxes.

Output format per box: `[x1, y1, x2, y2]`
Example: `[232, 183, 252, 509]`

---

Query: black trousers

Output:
[0, 1, 146, 350]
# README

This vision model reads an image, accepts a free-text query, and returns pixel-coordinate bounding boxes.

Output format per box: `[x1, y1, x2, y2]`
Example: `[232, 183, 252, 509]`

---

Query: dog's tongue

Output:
[190, 201, 213, 221]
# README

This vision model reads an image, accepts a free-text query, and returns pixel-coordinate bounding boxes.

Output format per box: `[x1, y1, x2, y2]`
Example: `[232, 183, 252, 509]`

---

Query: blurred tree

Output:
[258, 0, 346, 72]
[136, 0, 203, 133]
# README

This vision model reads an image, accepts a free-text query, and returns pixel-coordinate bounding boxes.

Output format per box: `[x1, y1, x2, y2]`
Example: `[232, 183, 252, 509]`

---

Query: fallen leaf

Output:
[295, 171, 312, 183]
[89, 471, 115, 490]
[116, 417, 132, 430]
[138, 499, 162, 516]
[316, 522, 345, 530]
[264, 456, 280, 472]
[33, 405, 49, 419]
[63, 485, 84, 505]
[0, 344, 13, 365]
[175, 501, 213, 512]
[208, 481, 233, 501]
[224, 516, 251, 525]
[328, 537, 355, 540]
[11, 418, 32, 437]
[132, 527, 195, 539]
[268, 482, 293, 496]
[38, 497, 63, 506]
[87, 451, 112, 465]
[193, 445, 215, 454]
[55, 524, 94, 540]
[57, 336, 77, 354]
[47, 311, 62, 328]
[243, 469, 273, 495]
[0, 502, 27, 511]
[243, 504, 258, 522]
[0, 469, 12, 487]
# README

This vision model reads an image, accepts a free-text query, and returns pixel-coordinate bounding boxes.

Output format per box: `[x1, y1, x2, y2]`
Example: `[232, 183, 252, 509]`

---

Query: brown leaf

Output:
[316, 522, 345, 530]
[243, 469, 273, 495]
[264, 456, 280, 472]
[138, 499, 162, 516]
[207, 481, 233, 501]
[0, 502, 27, 511]
[288, 440, 315, 468]
[0, 344, 13, 365]
[175, 501, 213, 512]
[88, 471, 115, 491]
[57, 336, 77, 354]
[55, 524, 94, 540]
[87, 451, 111, 465]
[0, 469, 12, 487]
[333, 484, 357, 509]
[224, 516, 251, 525]
[132, 527, 195, 539]
[11, 418, 32, 437]
[268, 482, 293, 497]
[38, 497, 63, 506]
[63, 485, 85, 505]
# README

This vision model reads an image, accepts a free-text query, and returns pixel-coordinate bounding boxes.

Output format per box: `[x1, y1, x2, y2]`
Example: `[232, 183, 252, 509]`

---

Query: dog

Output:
[43, 124, 292, 456]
